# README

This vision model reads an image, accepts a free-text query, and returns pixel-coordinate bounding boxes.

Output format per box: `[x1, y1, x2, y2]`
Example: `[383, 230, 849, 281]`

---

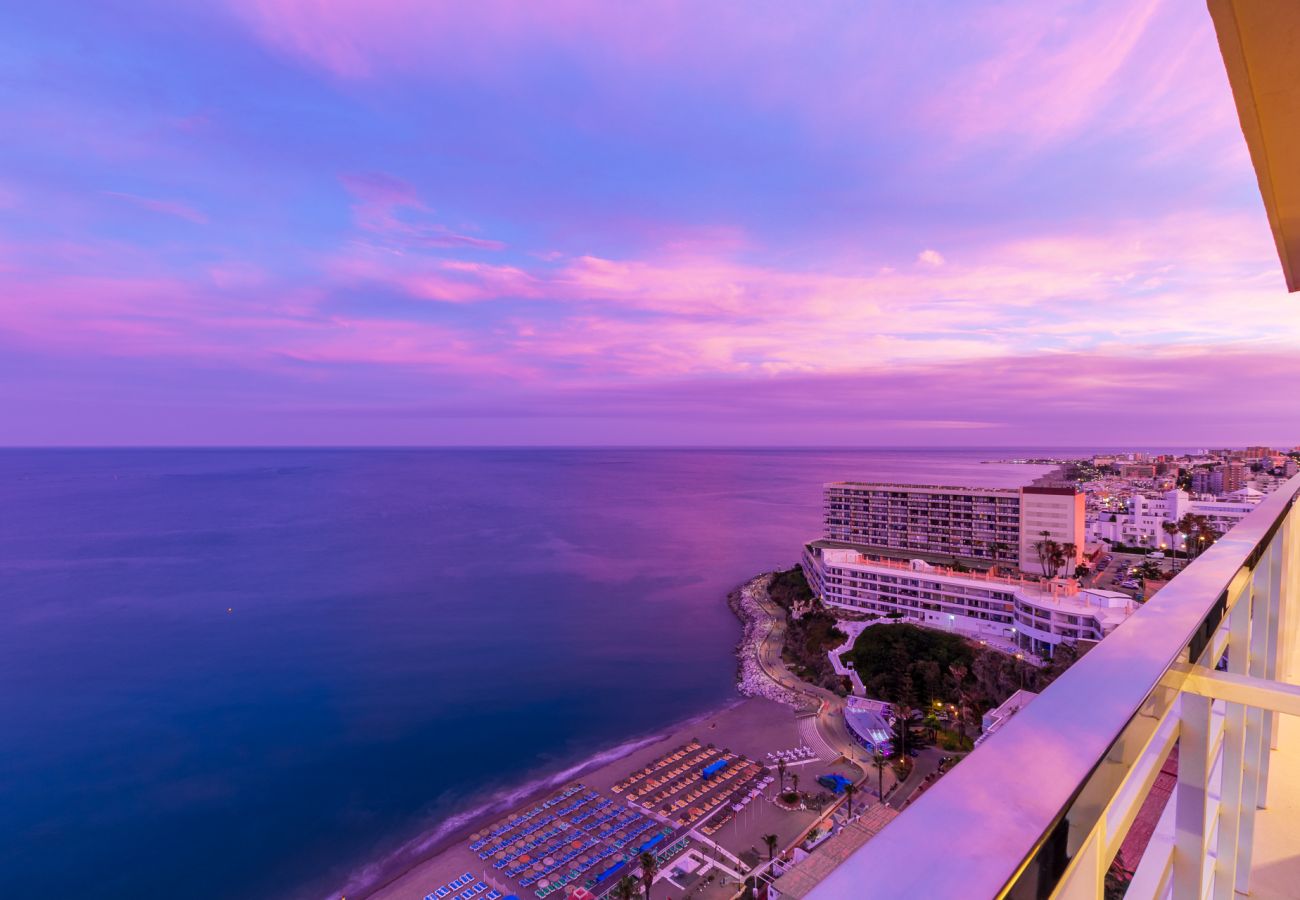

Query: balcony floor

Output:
[1245, 636, 1300, 898]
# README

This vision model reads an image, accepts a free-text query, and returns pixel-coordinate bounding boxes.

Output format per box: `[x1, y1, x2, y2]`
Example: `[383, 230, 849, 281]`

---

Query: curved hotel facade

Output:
[803, 542, 1135, 659]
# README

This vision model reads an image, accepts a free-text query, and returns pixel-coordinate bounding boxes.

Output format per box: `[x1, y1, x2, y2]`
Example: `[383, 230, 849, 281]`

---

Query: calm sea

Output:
[0, 448, 1064, 899]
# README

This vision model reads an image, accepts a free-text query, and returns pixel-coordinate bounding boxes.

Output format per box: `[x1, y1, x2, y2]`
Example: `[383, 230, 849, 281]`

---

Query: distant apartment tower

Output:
[821, 482, 1084, 576]
[1223, 461, 1250, 493]
[1190, 469, 1215, 494]
[1118, 463, 1157, 478]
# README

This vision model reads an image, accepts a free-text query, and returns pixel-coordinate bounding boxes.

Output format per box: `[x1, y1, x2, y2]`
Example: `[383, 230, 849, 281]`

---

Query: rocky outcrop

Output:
[727, 574, 804, 707]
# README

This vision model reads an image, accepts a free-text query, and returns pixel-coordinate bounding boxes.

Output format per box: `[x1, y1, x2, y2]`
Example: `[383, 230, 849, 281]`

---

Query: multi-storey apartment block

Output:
[822, 482, 1083, 576]
[802, 546, 1134, 659]
[823, 482, 1023, 568]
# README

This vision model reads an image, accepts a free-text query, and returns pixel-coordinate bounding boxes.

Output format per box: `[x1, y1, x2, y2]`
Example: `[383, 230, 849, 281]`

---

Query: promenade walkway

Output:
[746, 577, 876, 781]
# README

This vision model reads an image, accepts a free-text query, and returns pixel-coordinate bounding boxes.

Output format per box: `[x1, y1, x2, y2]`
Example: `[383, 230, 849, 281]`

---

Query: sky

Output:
[1, 0, 1297, 447]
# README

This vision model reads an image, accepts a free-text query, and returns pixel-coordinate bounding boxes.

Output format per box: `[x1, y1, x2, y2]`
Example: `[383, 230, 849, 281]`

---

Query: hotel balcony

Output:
[801, 471, 1300, 899]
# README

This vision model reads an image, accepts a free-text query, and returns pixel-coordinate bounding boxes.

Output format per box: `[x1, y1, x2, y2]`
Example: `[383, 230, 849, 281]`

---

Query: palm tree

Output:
[1161, 521, 1180, 572]
[638, 850, 658, 900]
[1061, 542, 1077, 578]
[613, 875, 638, 900]
[777, 757, 787, 793]
[791, 773, 800, 797]
[894, 704, 915, 757]
[1033, 531, 1057, 576]
[844, 782, 857, 819]
[872, 751, 886, 800]
[762, 833, 778, 861]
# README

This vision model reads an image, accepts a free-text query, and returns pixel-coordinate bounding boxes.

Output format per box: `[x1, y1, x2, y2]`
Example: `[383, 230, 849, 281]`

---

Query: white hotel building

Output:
[1086, 487, 1266, 548]
[802, 543, 1136, 660]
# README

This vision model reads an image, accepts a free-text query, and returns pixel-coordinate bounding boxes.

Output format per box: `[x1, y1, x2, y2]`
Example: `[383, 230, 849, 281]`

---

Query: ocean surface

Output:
[0, 447, 1064, 899]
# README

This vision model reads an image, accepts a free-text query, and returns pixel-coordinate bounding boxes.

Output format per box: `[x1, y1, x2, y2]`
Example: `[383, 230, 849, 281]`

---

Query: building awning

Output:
[1210, 0, 1300, 292]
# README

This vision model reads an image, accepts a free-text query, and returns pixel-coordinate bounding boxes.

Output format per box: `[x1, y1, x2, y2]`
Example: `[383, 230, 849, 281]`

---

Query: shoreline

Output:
[348, 572, 806, 900]
[343, 699, 745, 900]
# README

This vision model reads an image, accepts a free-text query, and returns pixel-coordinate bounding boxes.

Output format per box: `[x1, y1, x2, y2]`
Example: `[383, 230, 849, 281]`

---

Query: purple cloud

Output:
[0, 1, 1291, 445]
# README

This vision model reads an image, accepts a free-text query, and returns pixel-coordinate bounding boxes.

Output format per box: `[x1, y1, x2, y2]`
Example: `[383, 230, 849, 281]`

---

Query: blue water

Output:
[0, 448, 1059, 899]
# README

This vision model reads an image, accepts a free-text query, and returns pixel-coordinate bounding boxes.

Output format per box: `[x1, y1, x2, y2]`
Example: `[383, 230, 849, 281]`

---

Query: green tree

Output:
[613, 875, 638, 900]
[894, 704, 916, 757]
[1161, 521, 1180, 571]
[638, 850, 658, 900]
[872, 751, 887, 800]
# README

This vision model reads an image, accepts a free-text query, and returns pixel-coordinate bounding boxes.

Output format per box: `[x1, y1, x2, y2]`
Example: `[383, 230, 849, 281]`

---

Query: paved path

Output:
[746, 578, 886, 791]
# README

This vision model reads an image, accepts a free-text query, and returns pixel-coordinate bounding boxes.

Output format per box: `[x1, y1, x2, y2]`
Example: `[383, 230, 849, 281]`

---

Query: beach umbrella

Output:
[544, 856, 555, 866]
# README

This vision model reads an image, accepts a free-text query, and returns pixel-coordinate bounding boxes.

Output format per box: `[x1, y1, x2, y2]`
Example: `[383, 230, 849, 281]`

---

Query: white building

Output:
[1018, 486, 1086, 577]
[1086, 488, 1265, 548]
[976, 689, 1038, 746]
[803, 543, 1135, 660]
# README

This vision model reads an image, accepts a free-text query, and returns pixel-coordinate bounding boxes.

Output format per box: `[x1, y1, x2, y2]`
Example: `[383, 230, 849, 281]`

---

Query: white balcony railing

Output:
[807, 473, 1300, 899]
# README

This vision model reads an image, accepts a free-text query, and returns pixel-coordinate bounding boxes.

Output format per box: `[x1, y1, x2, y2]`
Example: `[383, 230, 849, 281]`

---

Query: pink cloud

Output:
[339, 173, 504, 251]
[103, 191, 209, 224]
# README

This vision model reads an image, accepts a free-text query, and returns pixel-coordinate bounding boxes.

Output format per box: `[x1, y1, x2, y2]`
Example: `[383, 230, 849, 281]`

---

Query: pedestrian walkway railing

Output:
[808, 473, 1300, 899]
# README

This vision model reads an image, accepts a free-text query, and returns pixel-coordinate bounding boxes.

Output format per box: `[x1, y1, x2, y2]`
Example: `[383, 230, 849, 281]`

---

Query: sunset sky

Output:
[3, 0, 1297, 446]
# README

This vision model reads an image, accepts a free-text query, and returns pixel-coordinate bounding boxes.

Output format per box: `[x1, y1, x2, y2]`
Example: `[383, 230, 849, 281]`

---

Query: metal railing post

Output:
[1212, 580, 1252, 899]
[1173, 690, 1212, 899]
[1234, 549, 1274, 896]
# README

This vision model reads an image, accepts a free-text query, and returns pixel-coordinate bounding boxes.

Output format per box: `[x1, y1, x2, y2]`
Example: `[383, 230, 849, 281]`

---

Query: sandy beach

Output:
[365, 696, 821, 900]
[348, 571, 869, 900]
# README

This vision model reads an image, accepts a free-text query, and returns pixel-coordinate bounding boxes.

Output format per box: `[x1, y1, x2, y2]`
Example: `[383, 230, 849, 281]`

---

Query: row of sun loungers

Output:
[629, 752, 733, 804]
[630, 752, 740, 810]
[477, 814, 558, 857]
[491, 824, 565, 868]
[425, 873, 494, 900]
[699, 772, 770, 835]
[568, 797, 613, 825]
[624, 747, 726, 801]
[517, 835, 599, 885]
[671, 762, 764, 827]
[612, 741, 705, 794]
[767, 746, 817, 762]
[476, 785, 585, 847]
[531, 834, 639, 897]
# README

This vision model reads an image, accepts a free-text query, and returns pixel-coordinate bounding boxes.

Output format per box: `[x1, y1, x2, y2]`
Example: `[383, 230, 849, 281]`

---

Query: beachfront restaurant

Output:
[843, 698, 894, 755]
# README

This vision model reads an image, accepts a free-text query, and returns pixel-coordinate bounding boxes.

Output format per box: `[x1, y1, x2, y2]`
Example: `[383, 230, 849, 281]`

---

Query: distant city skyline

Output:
[3, 0, 1298, 446]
